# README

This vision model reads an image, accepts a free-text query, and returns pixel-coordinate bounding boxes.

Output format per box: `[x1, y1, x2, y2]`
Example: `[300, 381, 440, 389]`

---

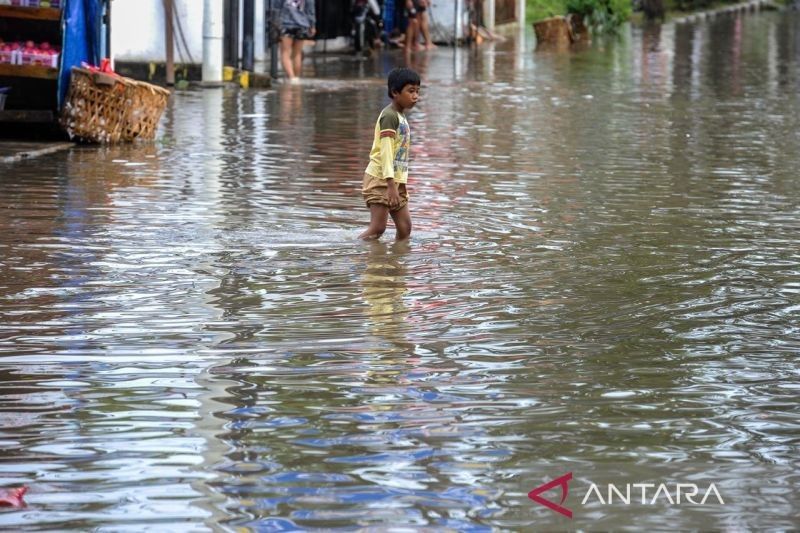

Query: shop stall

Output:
[0, 0, 103, 131]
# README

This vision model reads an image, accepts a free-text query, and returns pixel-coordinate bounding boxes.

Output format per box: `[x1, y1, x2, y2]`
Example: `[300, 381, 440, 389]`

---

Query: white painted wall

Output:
[111, 0, 201, 62]
[112, 0, 268, 67]
[428, 0, 459, 43]
[432, 0, 508, 42]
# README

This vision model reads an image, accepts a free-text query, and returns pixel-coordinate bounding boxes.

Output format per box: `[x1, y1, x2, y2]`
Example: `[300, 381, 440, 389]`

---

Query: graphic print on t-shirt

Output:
[394, 116, 410, 175]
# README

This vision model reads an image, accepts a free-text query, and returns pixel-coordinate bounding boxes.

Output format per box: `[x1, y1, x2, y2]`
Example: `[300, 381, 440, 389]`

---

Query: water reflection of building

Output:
[0, 144, 163, 340]
[633, 23, 675, 96]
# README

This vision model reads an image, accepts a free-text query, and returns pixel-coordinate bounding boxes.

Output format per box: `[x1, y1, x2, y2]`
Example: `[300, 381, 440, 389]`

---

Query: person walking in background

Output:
[404, 0, 422, 52]
[404, 0, 436, 52]
[359, 68, 421, 241]
[418, 0, 437, 49]
[278, 0, 316, 81]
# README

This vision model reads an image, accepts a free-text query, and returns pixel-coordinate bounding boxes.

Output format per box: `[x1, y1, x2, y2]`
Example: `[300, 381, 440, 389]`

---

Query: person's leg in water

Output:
[359, 204, 390, 240]
[291, 37, 305, 80]
[390, 203, 412, 241]
[420, 7, 437, 49]
[412, 20, 424, 51]
[404, 8, 421, 52]
[280, 33, 296, 79]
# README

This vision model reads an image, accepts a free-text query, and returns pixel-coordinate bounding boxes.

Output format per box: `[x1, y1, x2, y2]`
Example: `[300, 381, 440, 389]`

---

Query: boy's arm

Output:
[378, 111, 399, 182]
[379, 132, 395, 181]
[378, 132, 401, 206]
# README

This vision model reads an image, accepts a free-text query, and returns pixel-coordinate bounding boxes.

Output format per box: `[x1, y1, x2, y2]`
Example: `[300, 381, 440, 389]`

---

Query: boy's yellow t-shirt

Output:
[364, 105, 410, 184]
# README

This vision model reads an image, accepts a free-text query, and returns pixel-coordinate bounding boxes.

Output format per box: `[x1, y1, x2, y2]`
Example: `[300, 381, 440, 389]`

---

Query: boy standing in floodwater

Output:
[359, 68, 421, 241]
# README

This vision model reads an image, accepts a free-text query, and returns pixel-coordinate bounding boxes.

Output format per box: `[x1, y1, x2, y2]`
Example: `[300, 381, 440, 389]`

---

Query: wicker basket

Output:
[61, 67, 133, 143]
[122, 80, 171, 141]
[61, 67, 170, 143]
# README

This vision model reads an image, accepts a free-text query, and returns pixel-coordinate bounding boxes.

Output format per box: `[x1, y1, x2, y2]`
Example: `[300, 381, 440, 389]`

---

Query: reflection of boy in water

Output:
[362, 241, 410, 347]
[359, 68, 421, 241]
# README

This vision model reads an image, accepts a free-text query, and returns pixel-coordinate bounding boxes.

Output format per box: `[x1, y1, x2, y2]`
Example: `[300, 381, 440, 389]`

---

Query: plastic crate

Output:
[0, 50, 19, 65]
[19, 51, 59, 67]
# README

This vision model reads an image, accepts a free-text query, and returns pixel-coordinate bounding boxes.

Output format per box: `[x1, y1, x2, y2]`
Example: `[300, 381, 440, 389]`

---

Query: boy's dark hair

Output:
[387, 67, 421, 98]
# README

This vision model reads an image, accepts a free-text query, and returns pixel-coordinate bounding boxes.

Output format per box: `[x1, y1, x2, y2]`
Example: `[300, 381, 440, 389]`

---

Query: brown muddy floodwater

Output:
[1, 10, 799, 532]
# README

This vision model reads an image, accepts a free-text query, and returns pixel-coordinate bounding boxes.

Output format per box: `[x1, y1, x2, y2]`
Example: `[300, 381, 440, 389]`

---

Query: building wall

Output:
[110, 1, 524, 68]
[428, 0, 462, 42]
[112, 0, 197, 62]
[112, 0, 267, 66]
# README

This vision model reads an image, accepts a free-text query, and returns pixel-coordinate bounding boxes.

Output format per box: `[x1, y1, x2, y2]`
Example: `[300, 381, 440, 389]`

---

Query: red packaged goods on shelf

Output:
[19, 41, 59, 67]
[7, 0, 60, 6]
[0, 42, 20, 65]
[0, 50, 18, 65]
[20, 50, 59, 67]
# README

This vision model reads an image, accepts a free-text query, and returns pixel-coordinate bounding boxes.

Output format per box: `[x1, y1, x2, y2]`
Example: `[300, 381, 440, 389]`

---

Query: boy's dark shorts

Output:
[281, 27, 313, 40]
[362, 173, 409, 212]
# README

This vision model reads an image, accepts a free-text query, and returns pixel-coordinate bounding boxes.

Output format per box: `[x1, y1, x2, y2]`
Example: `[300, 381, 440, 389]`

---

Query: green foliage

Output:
[527, 0, 631, 31]
[527, 0, 570, 23]
[564, 0, 596, 17]
[565, 0, 632, 31]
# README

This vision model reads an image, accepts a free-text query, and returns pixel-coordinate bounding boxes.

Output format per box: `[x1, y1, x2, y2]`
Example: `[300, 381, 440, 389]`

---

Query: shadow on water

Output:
[1, 10, 800, 531]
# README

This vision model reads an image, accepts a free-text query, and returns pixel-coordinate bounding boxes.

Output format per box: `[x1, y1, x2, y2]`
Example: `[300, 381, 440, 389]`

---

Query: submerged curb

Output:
[672, 0, 782, 24]
[0, 142, 73, 163]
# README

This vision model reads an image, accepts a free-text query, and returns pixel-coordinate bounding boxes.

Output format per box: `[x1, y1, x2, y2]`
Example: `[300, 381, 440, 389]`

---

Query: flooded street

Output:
[2, 9, 799, 531]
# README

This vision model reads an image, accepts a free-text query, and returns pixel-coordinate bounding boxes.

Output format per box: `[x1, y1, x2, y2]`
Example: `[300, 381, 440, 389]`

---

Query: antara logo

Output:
[581, 482, 725, 506]
[529, 473, 726, 519]
[528, 472, 573, 518]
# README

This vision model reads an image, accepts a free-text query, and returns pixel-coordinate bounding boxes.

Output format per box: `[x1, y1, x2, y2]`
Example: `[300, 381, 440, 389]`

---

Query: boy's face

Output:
[393, 84, 420, 111]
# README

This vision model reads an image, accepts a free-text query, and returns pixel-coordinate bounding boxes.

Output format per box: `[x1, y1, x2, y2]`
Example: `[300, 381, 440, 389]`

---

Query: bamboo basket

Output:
[122, 80, 171, 141]
[61, 67, 170, 143]
[61, 67, 133, 143]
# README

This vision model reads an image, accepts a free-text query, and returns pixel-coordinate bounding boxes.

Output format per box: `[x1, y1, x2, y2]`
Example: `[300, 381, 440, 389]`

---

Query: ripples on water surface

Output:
[1, 11, 799, 531]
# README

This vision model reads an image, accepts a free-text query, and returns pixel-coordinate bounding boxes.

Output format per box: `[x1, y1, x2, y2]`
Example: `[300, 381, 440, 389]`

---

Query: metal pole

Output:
[268, 0, 278, 79]
[165, 0, 175, 85]
[484, 0, 495, 30]
[203, 0, 225, 85]
[453, 0, 457, 44]
[243, 0, 255, 71]
[453, 0, 460, 44]
[254, 0, 265, 69]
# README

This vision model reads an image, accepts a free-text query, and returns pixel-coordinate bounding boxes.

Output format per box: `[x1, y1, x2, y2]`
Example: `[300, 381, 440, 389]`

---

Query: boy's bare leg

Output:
[390, 205, 412, 241]
[359, 204, 390, 240]
[280, 36, 296, 78]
